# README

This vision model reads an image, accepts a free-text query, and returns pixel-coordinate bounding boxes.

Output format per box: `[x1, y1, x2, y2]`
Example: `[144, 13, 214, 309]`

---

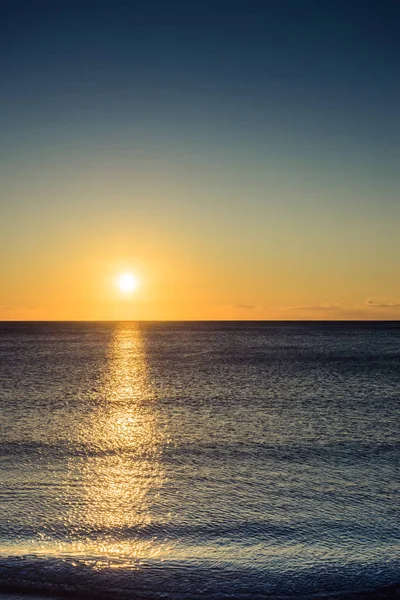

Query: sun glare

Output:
[117, 273, 139, 294]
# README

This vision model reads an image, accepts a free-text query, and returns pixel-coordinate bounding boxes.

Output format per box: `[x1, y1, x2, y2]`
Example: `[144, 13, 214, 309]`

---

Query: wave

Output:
[0, 555, 399, 600]
[1, 439, 398, 460]
[1, 518, 399, 546]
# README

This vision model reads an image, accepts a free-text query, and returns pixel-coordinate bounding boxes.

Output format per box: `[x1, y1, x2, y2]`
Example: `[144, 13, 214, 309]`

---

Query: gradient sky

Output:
[1, 0, 399, 320]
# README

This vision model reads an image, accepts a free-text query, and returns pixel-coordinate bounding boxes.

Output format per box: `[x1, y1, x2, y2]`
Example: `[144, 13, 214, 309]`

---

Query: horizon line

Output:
[1, 319, 399, 324]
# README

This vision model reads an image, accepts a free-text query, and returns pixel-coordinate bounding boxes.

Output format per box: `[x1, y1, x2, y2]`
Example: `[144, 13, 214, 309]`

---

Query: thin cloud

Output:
[367, 300, 400, 309]
[233, 304, 260, 310]
[0, 306, 38, 315]
[287, 304, 342, 312]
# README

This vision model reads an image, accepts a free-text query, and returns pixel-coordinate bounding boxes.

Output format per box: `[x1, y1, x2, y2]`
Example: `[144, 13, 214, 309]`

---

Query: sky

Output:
[1, 0, 399, 320]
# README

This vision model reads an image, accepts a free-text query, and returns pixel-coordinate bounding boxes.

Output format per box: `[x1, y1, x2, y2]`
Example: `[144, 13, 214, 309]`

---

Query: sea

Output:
[0, 321, 399, 600]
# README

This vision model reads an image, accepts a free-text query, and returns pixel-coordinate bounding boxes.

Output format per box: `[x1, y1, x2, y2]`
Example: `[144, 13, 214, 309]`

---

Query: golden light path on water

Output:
[64, 323, 170, 565]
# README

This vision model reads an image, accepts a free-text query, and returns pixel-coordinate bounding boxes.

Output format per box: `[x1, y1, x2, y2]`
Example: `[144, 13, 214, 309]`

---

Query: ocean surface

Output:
[0, 321, 399, 600]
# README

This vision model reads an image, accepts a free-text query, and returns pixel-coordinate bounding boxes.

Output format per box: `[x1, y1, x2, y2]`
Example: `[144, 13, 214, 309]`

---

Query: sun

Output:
[117, 273, 139, 293]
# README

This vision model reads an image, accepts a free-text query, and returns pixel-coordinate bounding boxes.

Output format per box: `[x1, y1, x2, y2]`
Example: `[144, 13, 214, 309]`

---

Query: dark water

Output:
[0, 321, 399, 599]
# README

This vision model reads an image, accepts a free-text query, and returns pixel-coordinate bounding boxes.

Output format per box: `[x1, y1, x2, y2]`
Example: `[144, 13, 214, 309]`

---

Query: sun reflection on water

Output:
[63, 323, 167, 560]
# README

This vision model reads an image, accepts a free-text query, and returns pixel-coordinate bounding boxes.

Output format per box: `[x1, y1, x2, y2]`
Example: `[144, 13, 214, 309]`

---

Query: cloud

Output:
[367, 300, 400, 309]
[282, 300, 400, 319]
[233, 304, 260, 310]
[0, 306, 39, 318]
[2, 306, 36, 312]
[287, 303, 342, 312]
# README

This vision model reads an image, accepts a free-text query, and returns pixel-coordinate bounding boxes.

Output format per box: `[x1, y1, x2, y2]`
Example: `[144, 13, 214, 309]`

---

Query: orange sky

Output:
[1, 209, 399, 320]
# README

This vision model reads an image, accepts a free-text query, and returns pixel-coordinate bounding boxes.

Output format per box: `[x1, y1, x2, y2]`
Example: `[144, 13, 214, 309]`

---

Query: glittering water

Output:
[0, 322, 399, 599]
